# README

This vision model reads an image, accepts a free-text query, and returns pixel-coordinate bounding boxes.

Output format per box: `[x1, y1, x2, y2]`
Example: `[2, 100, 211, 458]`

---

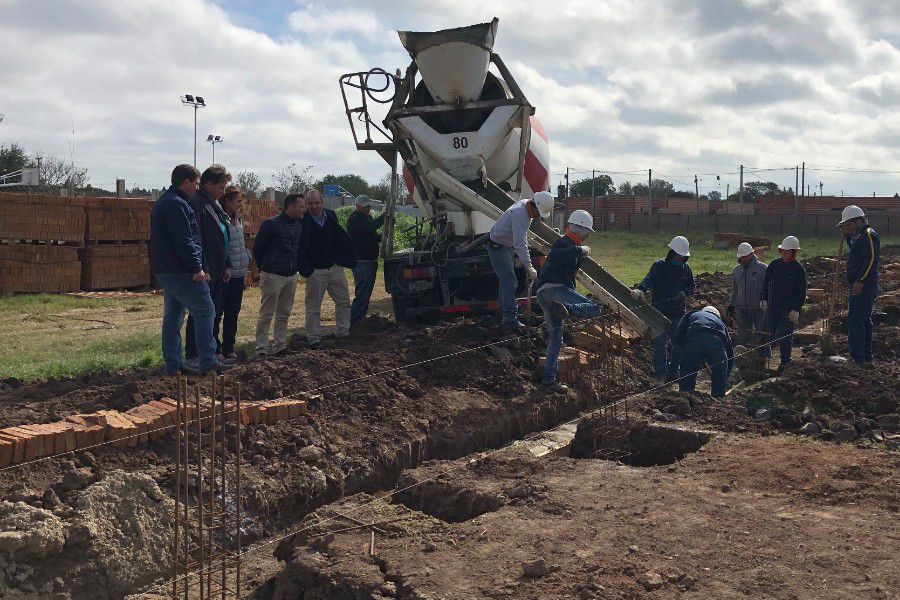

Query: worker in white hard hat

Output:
[630, 235, 695, 383]
[727, 243, 769, 356]
[670, 305, 734, 398]
[532, 209, 601, 393]
[838, 205, 880, 366]
[488, 190, 554, 332]
[759, 235, 808, 372]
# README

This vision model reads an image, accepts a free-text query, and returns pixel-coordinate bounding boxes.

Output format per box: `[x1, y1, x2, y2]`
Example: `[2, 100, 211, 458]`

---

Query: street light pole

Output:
[207, 135, 223, 163]
[180, 94, 206, 166]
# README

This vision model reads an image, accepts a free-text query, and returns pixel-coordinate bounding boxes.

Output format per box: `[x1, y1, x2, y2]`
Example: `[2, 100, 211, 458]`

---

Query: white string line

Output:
[0, 289, 686, 473]
[136, 313, 828, 598]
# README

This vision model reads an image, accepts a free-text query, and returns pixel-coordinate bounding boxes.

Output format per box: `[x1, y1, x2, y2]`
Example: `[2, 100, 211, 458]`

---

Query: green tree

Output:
[632, 179, 675, 197]
[618, 181, 634, 195]
[570, 174, 615, 197]
[0, 142, 30, 175]
[272, 163, 313, 195]
[235, 170, 262, 198]
[316, 173, 370, 197]
[708, 190, 722, 203]
[368, 172, 409, 203]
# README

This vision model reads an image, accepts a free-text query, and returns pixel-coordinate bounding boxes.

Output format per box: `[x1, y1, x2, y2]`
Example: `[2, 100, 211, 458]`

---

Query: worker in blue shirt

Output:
[532, 210, 602, 393]
[760, 236, 807, 372]
[630, 236, 695, 383]
[838, 205, 880, 366]
[670, 306, 734, 398]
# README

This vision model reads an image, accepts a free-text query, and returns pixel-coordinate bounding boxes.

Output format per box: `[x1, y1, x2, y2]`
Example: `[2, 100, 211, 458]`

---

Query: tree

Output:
[368, 172, 409, 203]
[316, 173, 370, 197]
[0, 142, 30, 175]
[570, 174, 615, 197]
[272, 163, 313, 195]
[632, 179, 675, 198]
[33, 153, 88, 189]
[708, 190, 722, 203]
[235, 170, 263, 198]
[618, 181, 634, 195]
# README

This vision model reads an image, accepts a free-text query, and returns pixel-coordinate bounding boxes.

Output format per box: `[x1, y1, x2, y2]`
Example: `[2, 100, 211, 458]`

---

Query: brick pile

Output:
[757, 194, 900, 215]
[242, 198, 278, 236]
[0, 394, 316, 467]
[537, 348, 598, 384]
[0, 192, 86, 244]
[0, 244, 81, 292]
[83, 197, 153, 241]
[79, 244, 151, 290]
[564, 195, 649, 231]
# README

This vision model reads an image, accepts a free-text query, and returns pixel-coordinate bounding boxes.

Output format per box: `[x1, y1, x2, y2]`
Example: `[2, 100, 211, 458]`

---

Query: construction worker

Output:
[488, 190, 555, 332]
[533, 210, 601, 393]
[671, 306, 734, 398]
[838, 205, 880, 366]
[347, 194, 385, 326]
[760, 236, 807, 371]
[727, 243, 768, 356]
[630, 236, 695, 383]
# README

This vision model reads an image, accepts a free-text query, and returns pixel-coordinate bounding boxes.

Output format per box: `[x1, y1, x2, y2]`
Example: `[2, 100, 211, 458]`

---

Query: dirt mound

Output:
[0, 470, 171, 599]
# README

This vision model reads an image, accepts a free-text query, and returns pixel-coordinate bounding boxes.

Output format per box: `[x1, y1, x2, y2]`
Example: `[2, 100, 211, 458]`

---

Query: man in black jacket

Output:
[302, 189, 356, 348]
[760, 236, 808, 371]
[347, 194, 385, 325]
[253, 194, 312, 356]
[185, 164, 233, 370]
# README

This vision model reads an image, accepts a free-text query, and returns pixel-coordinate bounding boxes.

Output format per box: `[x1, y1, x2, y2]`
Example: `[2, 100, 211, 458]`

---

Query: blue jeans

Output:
[156, 273, 217, 374]
[676, 331, 730, 398]
[652, 315, 681, 381]
[848, 281, 877, 362]
[186, 279, 224, 357]
[351, 260, 379, 324]
[769, 313, 795, 365]
[736, 308, 770, 357]
[213, 277, 245, 355]
[487, 244, 519, 324]
[537, 286, 603, 384]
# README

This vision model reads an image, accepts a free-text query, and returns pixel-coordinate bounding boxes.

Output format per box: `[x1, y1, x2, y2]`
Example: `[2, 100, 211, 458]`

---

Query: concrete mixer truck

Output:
[339, 18, 669, 338]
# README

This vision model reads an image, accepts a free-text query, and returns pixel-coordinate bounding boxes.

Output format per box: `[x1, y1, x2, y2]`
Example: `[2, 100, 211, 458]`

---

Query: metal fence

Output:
[629, 213, 896, 237]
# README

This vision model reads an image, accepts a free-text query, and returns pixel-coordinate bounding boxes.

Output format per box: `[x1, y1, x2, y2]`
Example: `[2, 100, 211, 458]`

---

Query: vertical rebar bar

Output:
[219, 375, 227, 600]
[196, 385, 204, 599]
[235, 383, 242, 597]
[173, 375, 182, 598]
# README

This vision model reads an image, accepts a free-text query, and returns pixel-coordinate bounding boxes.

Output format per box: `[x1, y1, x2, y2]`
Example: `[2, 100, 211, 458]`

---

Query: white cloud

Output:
[0, 0, 897, 196]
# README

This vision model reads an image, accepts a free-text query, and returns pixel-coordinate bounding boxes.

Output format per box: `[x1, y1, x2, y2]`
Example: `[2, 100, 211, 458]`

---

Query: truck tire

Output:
[391, 295, 418, 323]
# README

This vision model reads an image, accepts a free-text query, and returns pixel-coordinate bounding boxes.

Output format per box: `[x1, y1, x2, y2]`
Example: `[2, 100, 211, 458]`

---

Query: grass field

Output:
[2, 231, 896, 382]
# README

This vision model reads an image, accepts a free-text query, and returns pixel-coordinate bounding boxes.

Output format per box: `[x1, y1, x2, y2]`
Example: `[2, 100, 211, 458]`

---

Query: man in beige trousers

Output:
[252, 194, 312, 356]
[302, 190, 357, 348]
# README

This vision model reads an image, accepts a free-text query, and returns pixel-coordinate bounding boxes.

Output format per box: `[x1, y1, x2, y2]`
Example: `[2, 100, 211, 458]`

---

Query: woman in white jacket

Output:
[214, 186, 252, 361]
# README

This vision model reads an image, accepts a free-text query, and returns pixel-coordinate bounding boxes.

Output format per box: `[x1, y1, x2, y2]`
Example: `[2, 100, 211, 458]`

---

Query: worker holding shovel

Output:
[760, 236, 808, 373]
[533, 210, 601, 393]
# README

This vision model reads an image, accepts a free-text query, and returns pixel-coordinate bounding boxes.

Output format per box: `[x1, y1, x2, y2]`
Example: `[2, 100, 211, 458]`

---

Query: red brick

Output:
[16, 425, 48, 458]
[0, 437, 13, 468]
[0, 431, 26, 464]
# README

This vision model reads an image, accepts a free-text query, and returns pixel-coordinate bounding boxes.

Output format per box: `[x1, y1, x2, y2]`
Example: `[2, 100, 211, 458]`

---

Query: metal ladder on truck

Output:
[422, 168, 672, 340]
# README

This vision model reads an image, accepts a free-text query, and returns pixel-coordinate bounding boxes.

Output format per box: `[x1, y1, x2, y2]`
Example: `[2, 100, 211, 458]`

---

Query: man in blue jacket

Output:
[838, 205, 880, 366]
[671, 306, 733, 398]
[150, 164, 227, 375]
[760, 236, 807, 371]
[533, 210, 602, 393]
[630, 236, 695, 383]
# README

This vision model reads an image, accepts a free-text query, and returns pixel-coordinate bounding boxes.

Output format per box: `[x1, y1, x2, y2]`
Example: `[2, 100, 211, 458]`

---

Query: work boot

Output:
[307, 339, 324, 349]
[254, 351, 268, 361]
[217, 353, 237, 366]
[183, 358, 200, 374]
[200, 361, 233, 375]
[501, 320, 526, 334]
[541, 381, 569, 394]
[549, 301, 569, 320]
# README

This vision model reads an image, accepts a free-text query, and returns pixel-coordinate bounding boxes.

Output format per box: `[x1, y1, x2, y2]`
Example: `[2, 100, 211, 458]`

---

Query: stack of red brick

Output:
[537, 322, 642, 384]
[537, 348, 598, 384]
[0, 394, 316, 467]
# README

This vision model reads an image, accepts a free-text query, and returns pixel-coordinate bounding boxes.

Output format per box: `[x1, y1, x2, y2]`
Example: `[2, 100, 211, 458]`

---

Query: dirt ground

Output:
[0, 249, 898, 599]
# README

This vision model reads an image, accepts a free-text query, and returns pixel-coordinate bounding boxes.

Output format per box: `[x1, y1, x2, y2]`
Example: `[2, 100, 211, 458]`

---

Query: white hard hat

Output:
[532, 191, 554, 218]
[778, 235, 801, 251]
[736, 242, 755, 258]
[702, 306, 720, 318]
[567, 209, 594, 231]
[668, 236, 690, 257]
[838, 205, 865, 226]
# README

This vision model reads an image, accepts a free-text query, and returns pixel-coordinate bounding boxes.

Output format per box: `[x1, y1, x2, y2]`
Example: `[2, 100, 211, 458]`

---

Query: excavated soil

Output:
[1, 248, 898, 599]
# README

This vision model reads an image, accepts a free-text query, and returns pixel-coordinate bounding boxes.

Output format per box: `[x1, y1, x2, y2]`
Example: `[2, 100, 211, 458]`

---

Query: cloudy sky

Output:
[1, 0, 899, 196]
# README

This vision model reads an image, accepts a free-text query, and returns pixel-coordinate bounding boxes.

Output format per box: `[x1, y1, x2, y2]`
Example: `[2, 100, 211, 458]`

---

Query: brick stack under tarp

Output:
[0, 192, 85, 293]
[80, 197, 153, 290]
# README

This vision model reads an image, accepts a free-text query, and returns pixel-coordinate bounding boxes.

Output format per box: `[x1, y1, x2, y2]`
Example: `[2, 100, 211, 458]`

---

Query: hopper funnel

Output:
[399, 18, 498, 104]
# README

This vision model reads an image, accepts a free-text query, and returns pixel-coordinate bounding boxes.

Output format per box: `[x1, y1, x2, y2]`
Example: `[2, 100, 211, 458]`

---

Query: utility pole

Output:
[694, 174, 699, 214]
[648, 168, 653, 214]
[738, 164, 744, 214]
[590, 169, 596, 222]
[819, 181, 824, 197]
[565, 166, 570, 215]
[801, 161, 805, 200]
[794, 165, 799, 214]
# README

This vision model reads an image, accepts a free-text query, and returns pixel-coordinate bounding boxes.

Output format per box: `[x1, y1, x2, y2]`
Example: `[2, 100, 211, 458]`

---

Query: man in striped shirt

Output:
[838, 205, 880, 367]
